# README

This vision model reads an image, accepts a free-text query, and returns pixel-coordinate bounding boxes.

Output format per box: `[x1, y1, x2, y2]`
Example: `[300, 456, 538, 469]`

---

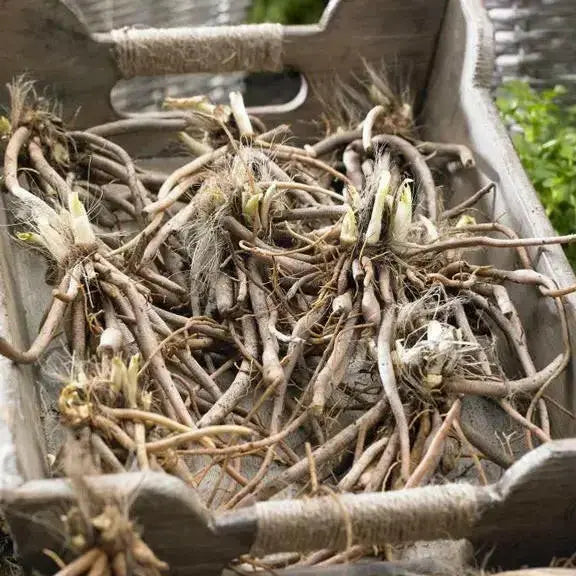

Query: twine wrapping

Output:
[251, 483, 484, 556]
[111, 24, 284, 78]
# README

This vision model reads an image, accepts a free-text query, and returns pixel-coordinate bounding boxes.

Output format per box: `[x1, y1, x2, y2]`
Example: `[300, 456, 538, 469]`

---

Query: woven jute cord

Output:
[111, 24, 284, 78]
[251, 483, 482, 556]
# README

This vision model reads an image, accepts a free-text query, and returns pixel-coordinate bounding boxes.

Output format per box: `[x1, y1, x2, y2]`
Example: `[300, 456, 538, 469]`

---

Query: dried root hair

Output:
[311, 62, 414, 136]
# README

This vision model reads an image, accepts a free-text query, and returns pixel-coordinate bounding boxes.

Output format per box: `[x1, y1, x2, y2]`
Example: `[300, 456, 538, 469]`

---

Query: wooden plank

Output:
[241, 0, 447, 136]
[423, 0, 576, 439]
[0, 0, 446, 145]
[213, 440, 576, 566]
[0, 195, 48, 491]
[222, 559, 456, 576]
[4, 441, 575, 574]
[472, 439, 576, 567]
[2, 472, 254, 576]
[0, 0, 118, 126]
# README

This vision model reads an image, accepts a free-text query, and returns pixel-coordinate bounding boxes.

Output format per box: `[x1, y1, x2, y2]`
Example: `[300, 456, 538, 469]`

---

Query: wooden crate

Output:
[0, 1, 574, 574]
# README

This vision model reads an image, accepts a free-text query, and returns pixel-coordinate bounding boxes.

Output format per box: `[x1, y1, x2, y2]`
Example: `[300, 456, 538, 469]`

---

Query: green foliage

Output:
[248, 0, 326, 25]
[496, 80, 576, 265]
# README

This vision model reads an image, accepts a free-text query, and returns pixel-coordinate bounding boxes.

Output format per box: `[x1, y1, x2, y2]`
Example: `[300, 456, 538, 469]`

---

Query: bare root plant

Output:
[0, 73, 572, 573]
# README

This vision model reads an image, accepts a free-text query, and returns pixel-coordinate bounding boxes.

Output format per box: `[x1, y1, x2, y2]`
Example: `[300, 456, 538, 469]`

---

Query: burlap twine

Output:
[111, 24, 284, 78]
[251, 483, 484, 556]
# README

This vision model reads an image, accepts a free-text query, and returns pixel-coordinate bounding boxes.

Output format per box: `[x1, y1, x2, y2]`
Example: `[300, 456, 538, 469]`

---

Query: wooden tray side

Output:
[0, 199, 48, 491]
[423, 0, 576, 436]
[1, 2, 575, 576]
[2, 472, 252, 576]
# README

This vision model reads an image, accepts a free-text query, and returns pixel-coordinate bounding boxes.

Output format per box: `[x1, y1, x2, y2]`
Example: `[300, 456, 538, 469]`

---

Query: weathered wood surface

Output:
[471, 439, 576, 568]
[3, 440, 575, 574]
[423, 0, 576, 436]
[0, 199, 48, 493]
[68, 0, 250, 113]
[2, 473, 251, 576]
[0, 0, 446, 138]
[224, 559, 463, 576]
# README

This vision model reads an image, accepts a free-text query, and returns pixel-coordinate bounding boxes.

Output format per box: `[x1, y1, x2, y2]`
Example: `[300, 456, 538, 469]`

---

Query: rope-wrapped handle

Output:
[103, 24, 285, 79]
[250, 483, 488, 556]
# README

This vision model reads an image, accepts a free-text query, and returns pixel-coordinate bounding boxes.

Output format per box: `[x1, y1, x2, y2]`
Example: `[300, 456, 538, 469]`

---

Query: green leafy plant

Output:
[496, 80, 576, 265]
[248, 0, 326, 24]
